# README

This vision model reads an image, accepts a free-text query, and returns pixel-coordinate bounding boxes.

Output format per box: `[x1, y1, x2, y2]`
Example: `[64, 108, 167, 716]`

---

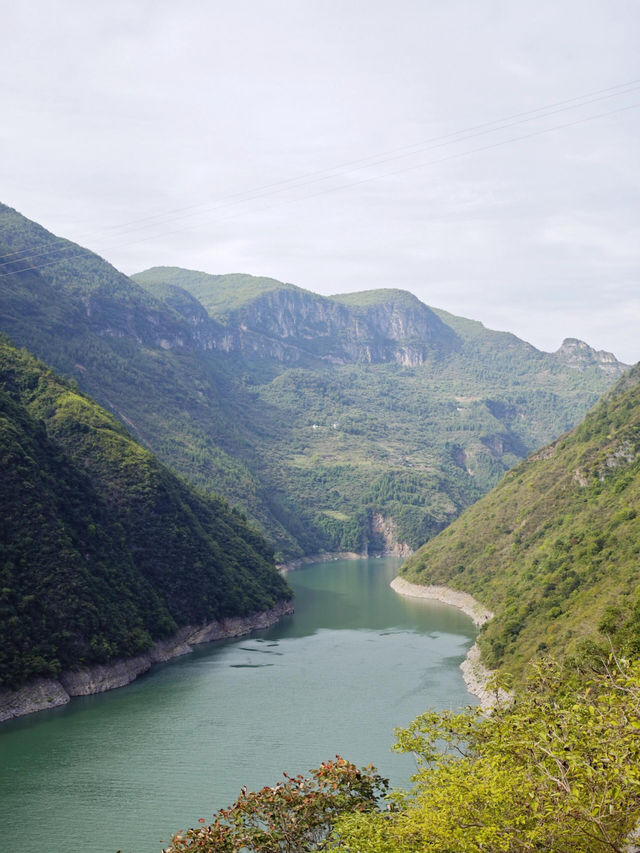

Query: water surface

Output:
[0, 557, 476, 852]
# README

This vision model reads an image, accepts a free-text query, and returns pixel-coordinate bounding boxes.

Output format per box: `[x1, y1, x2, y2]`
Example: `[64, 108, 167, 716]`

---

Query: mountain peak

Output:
[555, 337, 627, 374]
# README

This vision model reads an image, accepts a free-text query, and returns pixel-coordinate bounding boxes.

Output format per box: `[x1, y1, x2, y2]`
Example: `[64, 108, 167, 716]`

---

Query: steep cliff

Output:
[554, 337, 623, 374]
[136, 269, 460, 366]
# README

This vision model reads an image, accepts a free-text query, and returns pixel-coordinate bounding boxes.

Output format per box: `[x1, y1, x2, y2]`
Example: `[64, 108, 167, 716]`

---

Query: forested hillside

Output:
[0, 339, 289, 689]
[401, 365, 640, 679]
[0, 202, 628, 560]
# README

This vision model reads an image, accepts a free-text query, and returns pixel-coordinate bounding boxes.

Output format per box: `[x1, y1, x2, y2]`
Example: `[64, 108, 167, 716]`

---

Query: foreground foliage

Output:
[165, 757, 388, 852]
[165, 660, 640, 853]
[335, 657, 640, 852]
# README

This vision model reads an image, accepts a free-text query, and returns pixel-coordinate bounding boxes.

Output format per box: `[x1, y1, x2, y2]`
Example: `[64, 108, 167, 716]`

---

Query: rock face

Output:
[216, 287, 460, 366]
[370, 513, 413, 556]
[197, 287, 439, 365]
[226, 288, 459, 365]
[134, 270, 462, 366]
[0, 600, 294, 723]
[460, 643, 510, 710]
[134, 270, 631, 377]
[554, 338, 624, 374]
[0, 678, 71, 721]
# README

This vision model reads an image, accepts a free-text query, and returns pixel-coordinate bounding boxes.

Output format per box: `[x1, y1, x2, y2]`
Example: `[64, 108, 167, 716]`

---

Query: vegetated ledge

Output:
[390, 577, 508, 710]
[0, 599, 294, 724]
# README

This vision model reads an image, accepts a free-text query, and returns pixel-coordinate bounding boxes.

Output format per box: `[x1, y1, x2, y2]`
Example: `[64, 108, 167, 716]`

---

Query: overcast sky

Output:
[2, 1, 639, 361]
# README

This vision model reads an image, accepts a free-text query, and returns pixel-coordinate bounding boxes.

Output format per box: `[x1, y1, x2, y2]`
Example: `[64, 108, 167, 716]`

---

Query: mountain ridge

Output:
[134, 267, 624, 374]
[0, 202, 630, 560]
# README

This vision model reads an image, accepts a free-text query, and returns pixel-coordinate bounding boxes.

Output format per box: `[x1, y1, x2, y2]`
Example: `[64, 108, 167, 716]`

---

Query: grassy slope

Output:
[401, 366, 640, 679]
[331, 288, 428, 310]
[0, 339, 290, 689]
[133, 267, 302, 322]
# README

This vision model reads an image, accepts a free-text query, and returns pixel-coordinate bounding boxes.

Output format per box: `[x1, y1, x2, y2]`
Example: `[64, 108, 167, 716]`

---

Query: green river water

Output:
[0, 557, 477, 852]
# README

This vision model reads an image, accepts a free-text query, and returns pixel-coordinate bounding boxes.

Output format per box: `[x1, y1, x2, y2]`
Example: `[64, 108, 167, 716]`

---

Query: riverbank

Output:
[278, 549, 413, 574]
[0, 599, 294, 723]
[277, 551, 365, 573]
[390, 576, 507, 710]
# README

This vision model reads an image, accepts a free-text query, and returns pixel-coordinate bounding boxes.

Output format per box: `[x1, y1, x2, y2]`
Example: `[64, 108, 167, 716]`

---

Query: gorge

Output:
[1, 202, 639, 851]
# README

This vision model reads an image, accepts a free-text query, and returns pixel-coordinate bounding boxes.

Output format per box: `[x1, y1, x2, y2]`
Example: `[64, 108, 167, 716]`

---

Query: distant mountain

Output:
[0, 338, 289, 690]
[0, 202, 629, 560]
[135, 268, 459, 365]
[401, 366, 640, 679]
[554, 336, 623, 374]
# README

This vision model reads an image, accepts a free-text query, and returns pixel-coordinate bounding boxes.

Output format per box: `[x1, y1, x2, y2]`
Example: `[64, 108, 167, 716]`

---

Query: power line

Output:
[93, 77, 640, 234]
[1, 89, 638, 278]
[2, 78, 638, 269]
[2, 78, 639, 268]
[96, 81, 640, 240]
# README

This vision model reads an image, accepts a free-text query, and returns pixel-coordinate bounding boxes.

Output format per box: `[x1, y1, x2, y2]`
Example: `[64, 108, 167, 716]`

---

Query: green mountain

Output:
[132, 266, 627, 555]
[0, 203, 628, 561]
[401, 366, 640, 679]
[0, 338, 289, 690]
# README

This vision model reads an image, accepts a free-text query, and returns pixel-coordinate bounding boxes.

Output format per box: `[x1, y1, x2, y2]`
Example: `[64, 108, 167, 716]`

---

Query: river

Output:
[0, 557, 477, 852]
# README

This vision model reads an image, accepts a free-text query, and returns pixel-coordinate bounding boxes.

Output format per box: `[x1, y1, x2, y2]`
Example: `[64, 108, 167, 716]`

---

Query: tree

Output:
[333, 658, 640, 852]
[165, 756, 388, 853]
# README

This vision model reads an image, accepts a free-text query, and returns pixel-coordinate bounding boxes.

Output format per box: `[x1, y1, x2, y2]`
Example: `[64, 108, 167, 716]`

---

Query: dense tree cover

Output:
[0, 339, 290, 689]
[402, 366, 640, 678]
[0, 203, 627, 561]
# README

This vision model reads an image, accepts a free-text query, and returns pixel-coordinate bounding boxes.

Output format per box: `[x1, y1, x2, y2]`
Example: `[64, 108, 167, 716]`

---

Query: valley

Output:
[0, 203, 627, 564]
[1, 202, 639, 851]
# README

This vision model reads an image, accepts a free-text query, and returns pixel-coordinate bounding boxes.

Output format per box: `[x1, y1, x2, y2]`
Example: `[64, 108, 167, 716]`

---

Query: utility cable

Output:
[0, 94, 638, 278]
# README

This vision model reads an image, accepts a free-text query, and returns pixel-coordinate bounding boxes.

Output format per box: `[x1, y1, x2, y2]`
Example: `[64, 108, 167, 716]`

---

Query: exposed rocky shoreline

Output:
[0, 599, 294, 723]
[390, 576, 508, 710]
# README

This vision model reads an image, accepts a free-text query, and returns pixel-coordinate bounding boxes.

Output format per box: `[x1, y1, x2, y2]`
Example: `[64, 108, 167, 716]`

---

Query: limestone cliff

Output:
[134, 270, 461, 366]
[370, 513, 413, 557]
[208, 287, 459, 366]
[554, 337, 626, 374]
